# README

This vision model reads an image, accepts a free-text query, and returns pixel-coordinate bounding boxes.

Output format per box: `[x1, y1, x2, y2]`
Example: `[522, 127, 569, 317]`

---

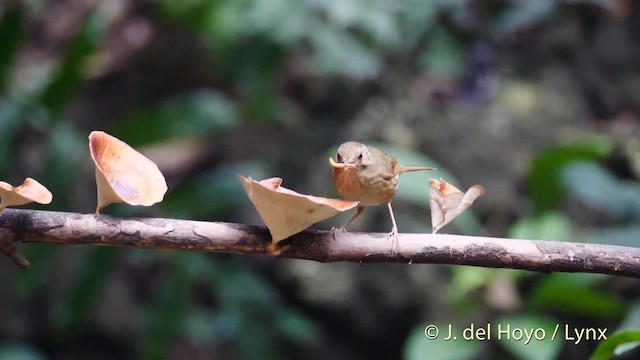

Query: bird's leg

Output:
[341, 205, 365, 231]
[387, 202, 399, 256]
[331, 206, 365, 241]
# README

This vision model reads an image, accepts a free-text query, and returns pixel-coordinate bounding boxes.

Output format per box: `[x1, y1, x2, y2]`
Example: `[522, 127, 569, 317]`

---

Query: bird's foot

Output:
[388, 226, 399, 257]
[330, 226, 347, 241]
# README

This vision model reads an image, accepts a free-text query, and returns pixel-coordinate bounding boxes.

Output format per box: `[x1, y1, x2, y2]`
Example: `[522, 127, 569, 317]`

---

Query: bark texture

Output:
[1, 209, 640, 277]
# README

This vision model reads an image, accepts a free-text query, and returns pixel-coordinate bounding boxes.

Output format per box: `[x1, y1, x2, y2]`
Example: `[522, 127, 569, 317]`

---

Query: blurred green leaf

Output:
[449, 267, 528, 312]
[116, 90, 239, 146]
[42, 122, 85, 209]
[275, 310, 319, 344]
[52, 247, 121, 334]
[215, 262, 279, 307]
[619, 300, 640, 331]
[589, 330, 640, 360]
[0, 99, 24, 178]
[492, 0, 555, 36]
[403, 323, 481, 360]
[158, 0, 215, 26]
[561, 161, 640, 220]
[449, 267, 496, 304]
[158, 0, 475, 81]
[212, 261, 285, 358]
[0, 2, 24, 93]
[182, 254, 318, 354]
[496, 314, 563, 360]
[396, 1, 437, 49]
[0, 343, 47, 360]
[421, 26, 466, 80]
[530, 273, 625, 319]
[586, 225, 640, 247]
[160, 0, 405, 79]
[238, 80, 283, 125]
[38, 11, 106, 113]
[14, 245, 56, 299]
[162, 160, 267, 219]
[527, 139, 613, 212]
[141, 254, 192, 360]
[310, 26, 381, 79]
[613, 300, 640, 355]
[397, 0, 470, 51]
[185, 309, 231, 345]
[508, 211, 571, 241]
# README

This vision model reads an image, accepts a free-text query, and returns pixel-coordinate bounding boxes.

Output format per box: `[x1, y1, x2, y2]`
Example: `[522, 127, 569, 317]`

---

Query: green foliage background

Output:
[1, 1, 640, 359]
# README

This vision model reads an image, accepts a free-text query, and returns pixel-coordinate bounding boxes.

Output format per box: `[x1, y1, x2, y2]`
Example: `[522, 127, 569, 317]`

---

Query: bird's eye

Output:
[337, 153, 343, 162]
[357, 153, 363, 161]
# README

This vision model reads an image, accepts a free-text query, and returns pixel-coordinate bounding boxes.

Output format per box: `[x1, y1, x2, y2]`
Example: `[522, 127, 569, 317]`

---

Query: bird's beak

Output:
[329, 157, 353, 169]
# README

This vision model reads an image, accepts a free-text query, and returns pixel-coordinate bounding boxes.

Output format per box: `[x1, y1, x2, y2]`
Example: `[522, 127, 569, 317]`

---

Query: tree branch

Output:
[1, 209, 639, 277]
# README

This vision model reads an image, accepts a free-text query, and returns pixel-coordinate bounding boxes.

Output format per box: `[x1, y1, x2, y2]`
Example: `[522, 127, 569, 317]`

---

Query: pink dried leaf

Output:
[239, 175, 359, 243]
[429, 178, 485, 234]
[0, 178, 53, 212]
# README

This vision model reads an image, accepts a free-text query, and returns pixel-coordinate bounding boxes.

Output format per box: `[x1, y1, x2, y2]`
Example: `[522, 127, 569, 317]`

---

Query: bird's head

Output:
[329, 141, 371, 170]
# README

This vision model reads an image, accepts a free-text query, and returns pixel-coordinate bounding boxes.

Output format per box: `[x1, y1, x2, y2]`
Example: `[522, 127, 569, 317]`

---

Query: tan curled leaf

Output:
[0, 178, 53, 212]
[238, 175, 359, 243]
[89, 131, 168, 213]
[429, 178, 485, 234]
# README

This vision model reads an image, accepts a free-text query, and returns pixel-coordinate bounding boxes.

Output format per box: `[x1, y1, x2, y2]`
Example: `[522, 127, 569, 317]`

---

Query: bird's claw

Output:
[330, 226, 347, 241]
[387, 227, 399, 257]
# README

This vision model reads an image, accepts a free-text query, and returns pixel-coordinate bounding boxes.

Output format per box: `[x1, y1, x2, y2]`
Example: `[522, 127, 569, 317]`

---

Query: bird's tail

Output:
[397, 165, 436, 174]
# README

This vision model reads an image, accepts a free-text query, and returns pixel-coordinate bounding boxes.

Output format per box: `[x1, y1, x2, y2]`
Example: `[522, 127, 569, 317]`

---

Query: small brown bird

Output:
[329, 141, 435, 254]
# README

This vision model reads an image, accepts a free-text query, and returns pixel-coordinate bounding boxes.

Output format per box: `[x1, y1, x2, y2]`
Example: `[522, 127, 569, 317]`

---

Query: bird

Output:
[329, 141, 435, 255]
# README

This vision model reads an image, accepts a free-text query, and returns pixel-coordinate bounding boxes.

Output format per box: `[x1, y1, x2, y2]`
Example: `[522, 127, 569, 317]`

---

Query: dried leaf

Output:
[89, 131, 168, 213]
[239, 175, 359, 243]
[0, 178, 53, 212]
[429, 178, 485, 234]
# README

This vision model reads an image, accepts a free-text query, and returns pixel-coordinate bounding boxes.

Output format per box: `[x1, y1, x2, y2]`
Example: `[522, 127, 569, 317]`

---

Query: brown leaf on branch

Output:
[429, 178, 485, 234]
[89, 131, 168, 213]
[0, 178, 52, 269]
[0, 178, 53, 213]
[238, 175, 359, 245]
